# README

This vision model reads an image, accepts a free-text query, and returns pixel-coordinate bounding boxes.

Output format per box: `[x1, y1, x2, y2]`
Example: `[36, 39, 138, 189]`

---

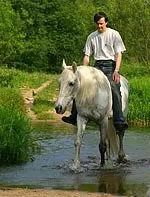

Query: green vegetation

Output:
[0, 88, 36, 165]
[0, 103, 32, 165]
[0, 66, 51, 89]
[0, 67, 57, 165]
[121, 62, 150, 126]
[128, 77, 150, 126]
[0, 0, 149, 72]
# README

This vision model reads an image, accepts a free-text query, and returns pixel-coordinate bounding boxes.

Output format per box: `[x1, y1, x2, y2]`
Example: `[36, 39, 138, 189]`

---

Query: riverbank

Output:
[0, 188, 126, 197]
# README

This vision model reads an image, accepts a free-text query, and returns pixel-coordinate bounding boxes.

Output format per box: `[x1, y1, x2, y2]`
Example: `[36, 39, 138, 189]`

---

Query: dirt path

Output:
[0, 188, 126, 197]
[23, 80, 52, 120]
[22, 80, 70, 121]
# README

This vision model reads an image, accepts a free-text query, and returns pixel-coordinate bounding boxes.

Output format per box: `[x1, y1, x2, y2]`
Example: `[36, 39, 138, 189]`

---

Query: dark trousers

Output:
[94, 60, 125, 124]
[70, 60, 125, 124]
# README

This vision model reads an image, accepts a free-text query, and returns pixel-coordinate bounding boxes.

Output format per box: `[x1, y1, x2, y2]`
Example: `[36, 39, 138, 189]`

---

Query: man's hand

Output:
[112, 71, 120, 84]
[83, 55, 89, 66]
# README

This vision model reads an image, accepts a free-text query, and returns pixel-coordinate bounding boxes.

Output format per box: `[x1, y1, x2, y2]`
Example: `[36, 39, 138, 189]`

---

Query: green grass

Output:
[128, 76, 150, 126]
[0, 66, 51, 89]
[121, 61, 150, 77]
[120, 61, 150, 126]
[0, 88, 38, 165]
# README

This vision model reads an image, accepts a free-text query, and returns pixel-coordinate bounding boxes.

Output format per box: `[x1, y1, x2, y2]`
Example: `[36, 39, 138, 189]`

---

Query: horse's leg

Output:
[99, 116, 108, 167]
[73, 115, 87, 169]
[117, 130, 126, 163]
[106, 139, 110, 160]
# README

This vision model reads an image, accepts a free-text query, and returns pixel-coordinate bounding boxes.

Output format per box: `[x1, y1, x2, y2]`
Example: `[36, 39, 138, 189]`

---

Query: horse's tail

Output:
[107, 118, 118, 157]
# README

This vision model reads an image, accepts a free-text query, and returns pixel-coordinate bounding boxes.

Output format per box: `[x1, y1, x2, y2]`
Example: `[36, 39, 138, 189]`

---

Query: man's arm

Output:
[115, 52, 122, 72]
[82, 55, 90, 66]
[113, 52, 122, 83]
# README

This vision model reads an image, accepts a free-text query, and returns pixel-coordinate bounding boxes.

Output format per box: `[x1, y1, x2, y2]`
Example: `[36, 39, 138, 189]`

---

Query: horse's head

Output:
[55, 60, 80, 114]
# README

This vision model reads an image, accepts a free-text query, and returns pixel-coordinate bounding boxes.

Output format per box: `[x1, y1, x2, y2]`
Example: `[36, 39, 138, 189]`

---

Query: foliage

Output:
[106, 0, 150, 64]
[0, 0, 149, 72]
[0, 0, 25, 67]
[9, 0, 95, 72]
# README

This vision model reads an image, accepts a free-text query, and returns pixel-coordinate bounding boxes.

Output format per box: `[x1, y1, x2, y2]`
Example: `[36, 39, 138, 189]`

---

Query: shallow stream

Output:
[0, 122, 150, 197]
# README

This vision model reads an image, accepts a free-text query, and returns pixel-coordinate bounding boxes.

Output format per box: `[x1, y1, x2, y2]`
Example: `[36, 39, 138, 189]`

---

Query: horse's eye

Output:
[69, 82, 74, 86]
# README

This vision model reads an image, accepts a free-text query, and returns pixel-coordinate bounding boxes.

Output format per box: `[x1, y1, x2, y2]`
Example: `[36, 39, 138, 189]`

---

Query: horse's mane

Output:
[76, 66, 109, 106]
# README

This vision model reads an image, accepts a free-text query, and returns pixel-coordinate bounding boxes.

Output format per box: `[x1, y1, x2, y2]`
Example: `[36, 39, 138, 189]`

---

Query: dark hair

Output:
[94, 12, 108, 23]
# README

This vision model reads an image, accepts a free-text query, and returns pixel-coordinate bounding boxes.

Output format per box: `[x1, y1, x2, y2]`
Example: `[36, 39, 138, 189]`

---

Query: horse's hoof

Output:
[70, 164, 86, 173]
[117, 157, 127, 164]
[100, 160, 115, 169]
[69, 162, 81, 172]
[100, 162, 105, 168]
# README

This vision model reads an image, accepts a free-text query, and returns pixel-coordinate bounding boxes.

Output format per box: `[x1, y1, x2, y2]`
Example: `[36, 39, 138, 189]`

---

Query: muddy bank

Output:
[0, 188, 125, 197]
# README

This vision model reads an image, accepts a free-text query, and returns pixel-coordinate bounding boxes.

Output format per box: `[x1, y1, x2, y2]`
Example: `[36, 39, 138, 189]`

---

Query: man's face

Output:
[96, 17, 107, 33]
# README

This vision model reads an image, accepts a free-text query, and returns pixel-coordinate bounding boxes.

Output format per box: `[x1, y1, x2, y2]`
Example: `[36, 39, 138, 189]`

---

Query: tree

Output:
[0, 0, 25, 67]
[10, 0, 95, 72]
[104, 0, 150, 64]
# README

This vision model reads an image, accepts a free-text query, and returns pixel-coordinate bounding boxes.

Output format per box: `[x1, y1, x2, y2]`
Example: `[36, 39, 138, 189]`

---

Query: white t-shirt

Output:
[83, 28, 126, 61]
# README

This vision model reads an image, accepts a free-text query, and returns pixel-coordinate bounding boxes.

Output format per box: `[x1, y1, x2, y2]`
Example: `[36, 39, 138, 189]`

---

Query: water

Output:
[0, 122, 150, 197]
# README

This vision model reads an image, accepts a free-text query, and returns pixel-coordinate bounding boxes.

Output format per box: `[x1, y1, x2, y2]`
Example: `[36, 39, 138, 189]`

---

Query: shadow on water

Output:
[0, 121, 150, 197]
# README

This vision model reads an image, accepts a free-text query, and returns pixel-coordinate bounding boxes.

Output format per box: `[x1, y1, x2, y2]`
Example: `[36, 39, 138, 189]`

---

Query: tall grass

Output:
[0, 88, 37, 165]
[121, 61, 150, 126]
[0, 104, 33, 165]
[128, 77, 150, 126]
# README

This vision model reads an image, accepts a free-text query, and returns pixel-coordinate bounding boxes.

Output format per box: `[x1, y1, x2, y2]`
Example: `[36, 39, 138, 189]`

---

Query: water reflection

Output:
[98, 170, 126, 194]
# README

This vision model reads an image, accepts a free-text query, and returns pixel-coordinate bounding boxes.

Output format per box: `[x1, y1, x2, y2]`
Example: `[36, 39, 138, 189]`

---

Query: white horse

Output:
[55, 60, 129, 169]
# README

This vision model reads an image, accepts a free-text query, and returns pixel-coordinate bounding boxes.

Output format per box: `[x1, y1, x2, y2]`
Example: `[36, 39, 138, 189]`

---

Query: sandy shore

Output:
[0, 188, 126, 197]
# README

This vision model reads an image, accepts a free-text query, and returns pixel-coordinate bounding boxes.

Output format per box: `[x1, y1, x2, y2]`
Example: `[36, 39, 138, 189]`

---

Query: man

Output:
[62, 12, 128, 132]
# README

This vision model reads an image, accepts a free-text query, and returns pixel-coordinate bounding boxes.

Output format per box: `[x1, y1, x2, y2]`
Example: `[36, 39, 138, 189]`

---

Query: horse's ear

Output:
[62, 59, 67, 69]
[72, 62, 77, 73]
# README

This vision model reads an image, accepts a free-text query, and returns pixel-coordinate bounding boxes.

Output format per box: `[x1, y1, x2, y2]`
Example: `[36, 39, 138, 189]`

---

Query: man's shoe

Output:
[115, 122, 128, 132]
[62, 116, 77, 126]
